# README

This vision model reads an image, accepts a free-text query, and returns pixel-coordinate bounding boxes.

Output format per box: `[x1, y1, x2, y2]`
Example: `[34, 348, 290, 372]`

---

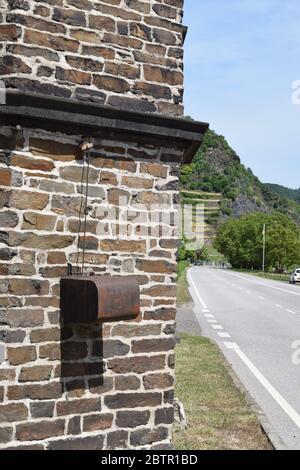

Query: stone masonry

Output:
[0, 127, 179, 450]
[0, 0, 184, 116]
[0, 0, 207, 450]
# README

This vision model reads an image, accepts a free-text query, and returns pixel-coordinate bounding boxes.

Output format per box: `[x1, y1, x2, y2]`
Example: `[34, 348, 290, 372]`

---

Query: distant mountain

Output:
[180, 129, 300, 228]
[264, 183, 300, 205]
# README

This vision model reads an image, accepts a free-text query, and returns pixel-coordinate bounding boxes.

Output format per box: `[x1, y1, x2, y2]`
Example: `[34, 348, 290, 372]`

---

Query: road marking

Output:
[276, 304, 283, 309]
[204, 314, 214, 318]
[187, 269, 208, 310]
[190, 268, 300, 429]
[202, 309, 210, 313]
[259, 296, 265, 300]
[224, 342, 239, 350]
[212, 325, 224, 330]
[286, 309, 296, 315]
[207, 319, 217, 323]
[226, 271, 300, 297]
[233, 348, 300, 430]
[246, 290, 251, 294]
[218, 332, 231, 338]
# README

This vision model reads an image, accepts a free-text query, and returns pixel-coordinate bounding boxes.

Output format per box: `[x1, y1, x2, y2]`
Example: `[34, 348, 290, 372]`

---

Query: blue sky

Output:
[184, 0, 300, 189]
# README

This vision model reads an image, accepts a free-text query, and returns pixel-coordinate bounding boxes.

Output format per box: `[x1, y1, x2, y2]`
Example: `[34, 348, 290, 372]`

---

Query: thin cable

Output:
[75, 151, 87, 274]
[81, 148, 91, 276]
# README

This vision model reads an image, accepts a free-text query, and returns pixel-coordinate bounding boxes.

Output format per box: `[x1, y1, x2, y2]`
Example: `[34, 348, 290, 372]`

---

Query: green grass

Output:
[177, 260, 191, 305]
[251, 272, 289, 283]
[238, 270, 290, 283]
[174, 334, 272, 450]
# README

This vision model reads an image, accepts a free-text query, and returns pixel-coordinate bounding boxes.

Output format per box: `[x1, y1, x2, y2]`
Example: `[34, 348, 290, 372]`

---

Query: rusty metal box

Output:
[60, 276, 140, 323]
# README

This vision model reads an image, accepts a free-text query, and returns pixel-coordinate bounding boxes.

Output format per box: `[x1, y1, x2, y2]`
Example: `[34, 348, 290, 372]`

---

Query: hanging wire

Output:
[75, 156, 86, 274]
[75, 140, 93, 276]
[81, 147, 91, 275]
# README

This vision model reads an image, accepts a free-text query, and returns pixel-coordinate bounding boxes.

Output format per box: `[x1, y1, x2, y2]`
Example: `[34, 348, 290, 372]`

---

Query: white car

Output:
[290, 269, 300, 284]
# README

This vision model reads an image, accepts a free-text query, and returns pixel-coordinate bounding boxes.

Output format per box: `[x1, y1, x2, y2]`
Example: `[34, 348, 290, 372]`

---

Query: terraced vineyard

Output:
[180, 190, 222, 244]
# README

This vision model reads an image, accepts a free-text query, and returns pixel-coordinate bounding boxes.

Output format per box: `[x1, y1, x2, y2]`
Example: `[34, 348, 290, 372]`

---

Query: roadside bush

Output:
[214, 212, 300, 270]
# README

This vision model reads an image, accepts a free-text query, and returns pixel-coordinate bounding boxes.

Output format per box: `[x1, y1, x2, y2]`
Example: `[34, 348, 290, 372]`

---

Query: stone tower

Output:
[0, 0, 208, 450]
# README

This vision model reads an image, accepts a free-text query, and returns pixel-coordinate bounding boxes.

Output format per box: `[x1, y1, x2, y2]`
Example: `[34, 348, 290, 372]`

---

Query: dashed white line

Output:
[259, 296, 265, 300]
[204, 314, 214, 318]
[224, 342, 239, 350]
[218, 332, 231, 338]
[207, 319, 217, 324]
[212, 325, 224, 330]
[189, 268, 300, 430]
[286, 309, 296, 315]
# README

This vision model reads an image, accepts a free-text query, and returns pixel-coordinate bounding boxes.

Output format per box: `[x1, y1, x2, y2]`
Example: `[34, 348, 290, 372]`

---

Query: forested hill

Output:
[264, 183, 300, 204]
[180, 129, 300, 226]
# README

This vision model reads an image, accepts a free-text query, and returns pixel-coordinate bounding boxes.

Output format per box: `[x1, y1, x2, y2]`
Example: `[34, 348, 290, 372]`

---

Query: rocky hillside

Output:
[180, 129, 300, 228]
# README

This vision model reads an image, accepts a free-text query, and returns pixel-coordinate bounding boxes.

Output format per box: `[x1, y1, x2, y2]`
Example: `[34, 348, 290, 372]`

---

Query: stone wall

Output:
[0, 0, 201, 451]
[0, 0, 184, 116]
[0, 125, 181, 449]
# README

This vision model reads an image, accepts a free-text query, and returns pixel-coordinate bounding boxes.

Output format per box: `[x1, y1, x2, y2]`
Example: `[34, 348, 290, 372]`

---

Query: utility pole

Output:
[262, 223, 266, 272]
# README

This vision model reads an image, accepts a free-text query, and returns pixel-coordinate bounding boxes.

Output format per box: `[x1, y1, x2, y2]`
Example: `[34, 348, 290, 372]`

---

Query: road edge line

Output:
[186, 267, 287, 450]
[187, 268, 208, 310]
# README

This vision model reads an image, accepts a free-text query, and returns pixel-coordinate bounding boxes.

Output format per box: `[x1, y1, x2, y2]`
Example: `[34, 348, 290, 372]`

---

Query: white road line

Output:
[226, 271, 300, 297]
[276, 304, 283, 309]
[259, 296, 265, 300]
[286, 309, 296, 315]
[204, 314, 214, 318]
[202, 309, 210, 313]
[218, 332, 231, 338]
[224, 342, 239, 350]
[212, 325, 224, 330]
[207, 319, 217, 323]
[230, 345, 300, 430]
[187, 269, 208, 310]
[191, 268, 300, 430]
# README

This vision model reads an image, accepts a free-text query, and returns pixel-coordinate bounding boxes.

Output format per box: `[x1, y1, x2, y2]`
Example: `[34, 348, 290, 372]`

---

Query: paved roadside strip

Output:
[185, 268, 289, 450]
[176, 303, 202, 336]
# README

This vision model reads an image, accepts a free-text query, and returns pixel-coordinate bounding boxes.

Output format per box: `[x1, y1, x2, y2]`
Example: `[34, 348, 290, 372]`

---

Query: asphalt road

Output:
[187, 267, 300, 450]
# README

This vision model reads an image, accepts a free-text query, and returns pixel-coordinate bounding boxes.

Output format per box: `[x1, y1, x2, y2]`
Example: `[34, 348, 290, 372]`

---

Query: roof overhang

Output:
[0, 91, 209, 164]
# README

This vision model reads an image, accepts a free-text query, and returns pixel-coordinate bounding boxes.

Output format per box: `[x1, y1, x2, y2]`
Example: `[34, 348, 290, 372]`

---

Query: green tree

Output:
[214, 212, 300, 270]
[178, 237, 209, 263]
[265, 213, 300, 270]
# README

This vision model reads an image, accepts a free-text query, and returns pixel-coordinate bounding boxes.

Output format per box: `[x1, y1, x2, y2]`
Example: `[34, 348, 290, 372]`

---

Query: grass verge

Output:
[174, 334, 273, 450]
[243, 271, 290, 283]
[177, 260, 191, 305]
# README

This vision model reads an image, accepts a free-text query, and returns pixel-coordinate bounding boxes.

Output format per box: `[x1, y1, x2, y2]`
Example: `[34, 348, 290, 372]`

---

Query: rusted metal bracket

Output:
[60, 275, 140, 323]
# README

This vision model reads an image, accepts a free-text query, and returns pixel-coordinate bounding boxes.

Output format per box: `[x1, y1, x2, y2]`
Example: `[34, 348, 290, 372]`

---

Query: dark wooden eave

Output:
[0, 91, 209, 164]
